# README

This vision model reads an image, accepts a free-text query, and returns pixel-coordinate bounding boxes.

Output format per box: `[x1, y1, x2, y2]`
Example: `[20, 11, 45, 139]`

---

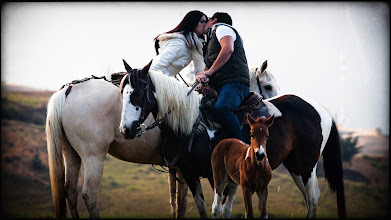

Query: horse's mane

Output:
[149, 70, 200, 135]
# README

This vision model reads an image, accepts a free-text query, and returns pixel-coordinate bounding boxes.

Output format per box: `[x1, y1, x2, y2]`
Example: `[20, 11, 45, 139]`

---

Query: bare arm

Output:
[195, 35, 234, 83]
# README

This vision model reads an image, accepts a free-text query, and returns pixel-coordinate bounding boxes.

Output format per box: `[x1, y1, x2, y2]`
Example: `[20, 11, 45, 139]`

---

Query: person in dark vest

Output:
[196, 12, 250, 142]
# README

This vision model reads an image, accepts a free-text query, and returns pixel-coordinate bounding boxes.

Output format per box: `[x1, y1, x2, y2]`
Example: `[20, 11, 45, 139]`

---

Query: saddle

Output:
[198, 84, 270, 127]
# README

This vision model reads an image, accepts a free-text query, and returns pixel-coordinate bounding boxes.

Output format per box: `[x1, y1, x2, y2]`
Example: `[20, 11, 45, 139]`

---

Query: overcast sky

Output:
[1, 2, 389, 134]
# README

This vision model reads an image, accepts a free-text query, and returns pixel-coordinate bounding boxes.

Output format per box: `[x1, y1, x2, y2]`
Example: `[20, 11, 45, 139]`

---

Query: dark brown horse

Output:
[119, 61, 346, 218]
[211, 114, 274, 218]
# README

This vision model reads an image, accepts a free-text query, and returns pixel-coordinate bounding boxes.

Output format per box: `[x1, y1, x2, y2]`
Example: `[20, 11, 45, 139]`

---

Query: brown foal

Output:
[211, 114, 274, 218]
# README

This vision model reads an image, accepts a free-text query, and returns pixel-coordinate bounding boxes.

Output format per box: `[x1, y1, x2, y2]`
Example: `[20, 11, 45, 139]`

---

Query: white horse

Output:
[249, 60, 281, 99]
[46, 60, 279, 218]
[46, 77, 164, 218]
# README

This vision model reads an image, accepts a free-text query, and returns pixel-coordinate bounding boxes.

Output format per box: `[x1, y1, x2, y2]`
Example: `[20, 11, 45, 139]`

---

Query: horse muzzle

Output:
[120, 121, 142, 139]
[256, 151, 265, 161]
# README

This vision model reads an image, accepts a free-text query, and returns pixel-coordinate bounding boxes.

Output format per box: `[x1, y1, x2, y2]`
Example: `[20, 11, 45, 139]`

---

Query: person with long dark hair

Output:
[151, 10, 208, 77]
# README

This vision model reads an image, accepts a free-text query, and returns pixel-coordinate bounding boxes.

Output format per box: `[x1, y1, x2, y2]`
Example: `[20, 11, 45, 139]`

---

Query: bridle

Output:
[254, 67, 264, 97]
[125, 70, 169, 137]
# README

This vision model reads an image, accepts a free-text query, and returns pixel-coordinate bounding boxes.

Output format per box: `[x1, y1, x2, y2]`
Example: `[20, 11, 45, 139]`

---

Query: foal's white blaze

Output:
[256, 145, 265, 155]
[120, 84, 141, 132]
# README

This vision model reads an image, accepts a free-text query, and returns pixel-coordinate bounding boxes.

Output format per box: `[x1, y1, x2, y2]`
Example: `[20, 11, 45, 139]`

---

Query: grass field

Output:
[2, 154, 389, 218]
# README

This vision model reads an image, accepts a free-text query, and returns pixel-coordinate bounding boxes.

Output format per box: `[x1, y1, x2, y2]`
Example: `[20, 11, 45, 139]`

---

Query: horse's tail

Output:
[322, 119, 346, 218]
[46, 89, 67, 218]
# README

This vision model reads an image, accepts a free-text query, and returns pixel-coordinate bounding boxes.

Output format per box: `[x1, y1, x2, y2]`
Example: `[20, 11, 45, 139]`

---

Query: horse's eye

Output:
[264, 85, 272, 91]
[135, 91, 141, 97]
[135, 107, 140, 111]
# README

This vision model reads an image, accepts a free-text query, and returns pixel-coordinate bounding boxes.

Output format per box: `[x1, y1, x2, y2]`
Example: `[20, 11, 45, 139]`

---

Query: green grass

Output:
[2, 154, 389, 218]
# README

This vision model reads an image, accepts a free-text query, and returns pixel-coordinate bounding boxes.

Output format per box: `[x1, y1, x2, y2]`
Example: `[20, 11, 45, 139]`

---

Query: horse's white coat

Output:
[262, 99, 283, 117]
[47, 79, 163, 218]
[305, 164, 321, 218]
[249, 65, 281, 99]
[301, 96, 332, 154]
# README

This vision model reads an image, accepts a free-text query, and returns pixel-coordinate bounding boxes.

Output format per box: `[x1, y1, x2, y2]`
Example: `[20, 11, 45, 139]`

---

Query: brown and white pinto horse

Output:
[120, 61, 346, 218]
[211, 114, 274, 218]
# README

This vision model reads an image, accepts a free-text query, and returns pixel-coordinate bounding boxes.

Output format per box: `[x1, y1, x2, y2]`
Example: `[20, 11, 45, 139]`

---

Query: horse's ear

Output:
[247, 113, 256, 125]
[265, 114, 275, 127]
[123, 59, 133, 73]
[140, 60, 153, 75]
[260, 60, 268, 73]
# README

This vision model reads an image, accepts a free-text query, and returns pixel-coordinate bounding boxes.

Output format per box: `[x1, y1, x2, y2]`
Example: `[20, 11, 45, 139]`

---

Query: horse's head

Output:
[247, 113, 274, 162]
[250, 60, 281, 99]
[119, 60, 157, 139]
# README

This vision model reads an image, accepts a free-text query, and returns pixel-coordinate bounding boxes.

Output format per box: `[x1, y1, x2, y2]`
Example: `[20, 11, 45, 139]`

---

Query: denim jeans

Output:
[215, 82, 249, 142]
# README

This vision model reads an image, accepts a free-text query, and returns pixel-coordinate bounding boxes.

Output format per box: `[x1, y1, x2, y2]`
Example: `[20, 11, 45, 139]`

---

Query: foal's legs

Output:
[241, 185, 254, 218]
[211, 186, 225, 218]
[222, 180, 238, 218]
[81, 156, 105, 218]
[63, 140, 81, 218]
[211, 169, 229, 218]
[256, 187, 268, 219]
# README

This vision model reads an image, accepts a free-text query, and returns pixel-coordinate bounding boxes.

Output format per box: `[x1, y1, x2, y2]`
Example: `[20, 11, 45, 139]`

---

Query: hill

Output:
[1, 86, 389, 218]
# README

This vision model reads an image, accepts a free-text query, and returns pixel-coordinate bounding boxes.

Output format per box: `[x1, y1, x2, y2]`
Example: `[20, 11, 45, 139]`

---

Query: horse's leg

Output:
[183, 175, 208, 218]
[241, 184, 254, 218]
[256, 187, 268, 219]
[289, 172, 309, 206]
[304, 165, 321, 218]
[176, 169, 188, 218]
[168, 168, 177, 218]
[63, 139, 81, 218]
[81, 156, 105, 219]
[222, 180, 238, 218]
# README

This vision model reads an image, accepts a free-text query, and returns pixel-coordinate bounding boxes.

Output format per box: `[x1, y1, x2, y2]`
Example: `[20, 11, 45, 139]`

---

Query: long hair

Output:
[155, 10, 207, 54]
